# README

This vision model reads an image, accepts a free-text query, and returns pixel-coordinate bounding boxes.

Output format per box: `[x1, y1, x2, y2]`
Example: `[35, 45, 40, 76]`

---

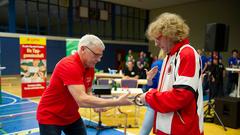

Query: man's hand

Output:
[145, 66, 158, 80]
[116, 92, 133, 106]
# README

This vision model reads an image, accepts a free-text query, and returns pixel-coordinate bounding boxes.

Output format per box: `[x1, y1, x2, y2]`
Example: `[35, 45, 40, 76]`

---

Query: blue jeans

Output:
[39, 118, 87, 135]
[139, 106, 154, 135]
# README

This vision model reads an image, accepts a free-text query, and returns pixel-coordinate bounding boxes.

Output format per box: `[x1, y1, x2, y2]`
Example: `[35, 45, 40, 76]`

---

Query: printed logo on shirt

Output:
[131, 71, 135, 75]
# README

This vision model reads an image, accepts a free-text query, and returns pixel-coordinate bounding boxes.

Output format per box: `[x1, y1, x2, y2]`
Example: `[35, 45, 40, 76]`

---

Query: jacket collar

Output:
[168, 38, 190, 56]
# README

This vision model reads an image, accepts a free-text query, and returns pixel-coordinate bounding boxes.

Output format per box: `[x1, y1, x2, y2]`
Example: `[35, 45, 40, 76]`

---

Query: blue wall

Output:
[0, 37, 20, 75]
[0, 37, 148, 75]
[46, 40, 66, 73]
[0, 37, 66, 75]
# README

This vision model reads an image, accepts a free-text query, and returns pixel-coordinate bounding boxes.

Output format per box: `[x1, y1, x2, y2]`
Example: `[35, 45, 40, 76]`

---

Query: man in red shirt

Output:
[139, 13, 204, 135]
[37, 34, 132, 135]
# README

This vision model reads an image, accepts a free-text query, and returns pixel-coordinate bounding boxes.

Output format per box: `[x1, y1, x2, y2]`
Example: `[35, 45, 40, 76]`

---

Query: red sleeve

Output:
[145, 88, 195, 113]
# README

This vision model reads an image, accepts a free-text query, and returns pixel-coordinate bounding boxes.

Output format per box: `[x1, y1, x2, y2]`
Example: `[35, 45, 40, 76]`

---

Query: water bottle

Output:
[112, 80, 117, 91]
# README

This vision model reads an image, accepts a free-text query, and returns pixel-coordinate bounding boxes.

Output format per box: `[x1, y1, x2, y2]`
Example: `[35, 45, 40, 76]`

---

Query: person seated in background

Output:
[206, 57, 225, 98]
[125, 49, 133, 62]
[123, 60, 139, 79]
[197, 49, 208, 71]
[197, 49, 209, 96]
[136, 52, 148, 79]
[226, 49, 239, 95]
[207, 51, 223, 64]
[136, 60, 147, 79]
[137, 51, 145, 66]
[125, 49, 135, 67]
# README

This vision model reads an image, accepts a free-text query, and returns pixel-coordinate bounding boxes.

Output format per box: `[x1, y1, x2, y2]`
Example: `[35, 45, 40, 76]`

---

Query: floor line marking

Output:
[0, 105, 37, 115]
[1, 115, 36, 125]
[0, 128, 8, 134]
[0, 97, 17, 107]
[2, 90, 40, 104]
[0, 111, 36, 118]
[0, 91, 132, 134]
[0, 101, 33, 108]
[1, 90, 23, 99]
[8, 128, 39, 135]
[83, 117, 134, 134]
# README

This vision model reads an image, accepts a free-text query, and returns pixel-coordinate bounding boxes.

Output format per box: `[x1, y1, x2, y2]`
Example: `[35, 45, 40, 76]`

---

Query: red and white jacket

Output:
[146, 39, 204, 135]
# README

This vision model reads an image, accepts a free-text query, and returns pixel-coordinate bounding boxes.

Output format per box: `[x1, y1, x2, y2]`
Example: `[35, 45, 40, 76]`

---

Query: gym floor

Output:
[1, 75, 240, 135]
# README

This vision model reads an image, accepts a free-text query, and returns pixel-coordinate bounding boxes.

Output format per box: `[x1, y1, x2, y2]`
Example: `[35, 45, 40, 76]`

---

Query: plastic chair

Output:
[97, 79, 110, 85]
[120, 79, 138, 88]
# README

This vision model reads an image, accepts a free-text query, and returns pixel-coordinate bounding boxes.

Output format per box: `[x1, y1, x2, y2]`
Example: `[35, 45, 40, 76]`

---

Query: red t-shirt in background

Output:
[37, 53, 94, 125]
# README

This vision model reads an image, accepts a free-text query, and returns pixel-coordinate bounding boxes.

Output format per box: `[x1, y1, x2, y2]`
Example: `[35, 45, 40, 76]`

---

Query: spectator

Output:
[123, 61, 139, 79]
[226, 49, 239, 95]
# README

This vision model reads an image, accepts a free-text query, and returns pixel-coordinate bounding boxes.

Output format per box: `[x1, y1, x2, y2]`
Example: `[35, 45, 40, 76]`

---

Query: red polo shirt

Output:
[37, 53, 94, 125]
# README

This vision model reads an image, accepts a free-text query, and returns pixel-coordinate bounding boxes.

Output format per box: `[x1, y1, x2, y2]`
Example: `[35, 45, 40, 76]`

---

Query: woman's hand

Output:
[145, 66, 158, 80]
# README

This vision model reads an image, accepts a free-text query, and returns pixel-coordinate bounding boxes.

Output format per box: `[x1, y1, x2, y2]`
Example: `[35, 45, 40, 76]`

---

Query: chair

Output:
[97, 78, 110, 85]
[120, 79, 140, 127]
[120, 79, 138, 88]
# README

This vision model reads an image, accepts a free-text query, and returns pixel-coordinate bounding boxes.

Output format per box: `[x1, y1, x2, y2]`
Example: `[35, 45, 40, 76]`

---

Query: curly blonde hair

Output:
[146, 12, 189, 43]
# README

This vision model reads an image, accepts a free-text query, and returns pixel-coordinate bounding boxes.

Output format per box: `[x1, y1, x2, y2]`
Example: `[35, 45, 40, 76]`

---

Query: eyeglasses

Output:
[84, 46, 103, 58]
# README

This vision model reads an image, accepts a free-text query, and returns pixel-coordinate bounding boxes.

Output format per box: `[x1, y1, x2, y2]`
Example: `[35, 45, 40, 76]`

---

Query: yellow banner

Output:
[20, 36, 46, 45]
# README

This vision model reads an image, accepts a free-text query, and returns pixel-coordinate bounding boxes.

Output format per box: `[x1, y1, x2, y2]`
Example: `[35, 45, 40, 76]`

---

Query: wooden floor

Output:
[1, 75, 240, 135]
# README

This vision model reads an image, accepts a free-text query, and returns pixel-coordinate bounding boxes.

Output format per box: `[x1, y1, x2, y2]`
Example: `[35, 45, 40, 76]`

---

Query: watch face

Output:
[133, 94, 144, 106]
